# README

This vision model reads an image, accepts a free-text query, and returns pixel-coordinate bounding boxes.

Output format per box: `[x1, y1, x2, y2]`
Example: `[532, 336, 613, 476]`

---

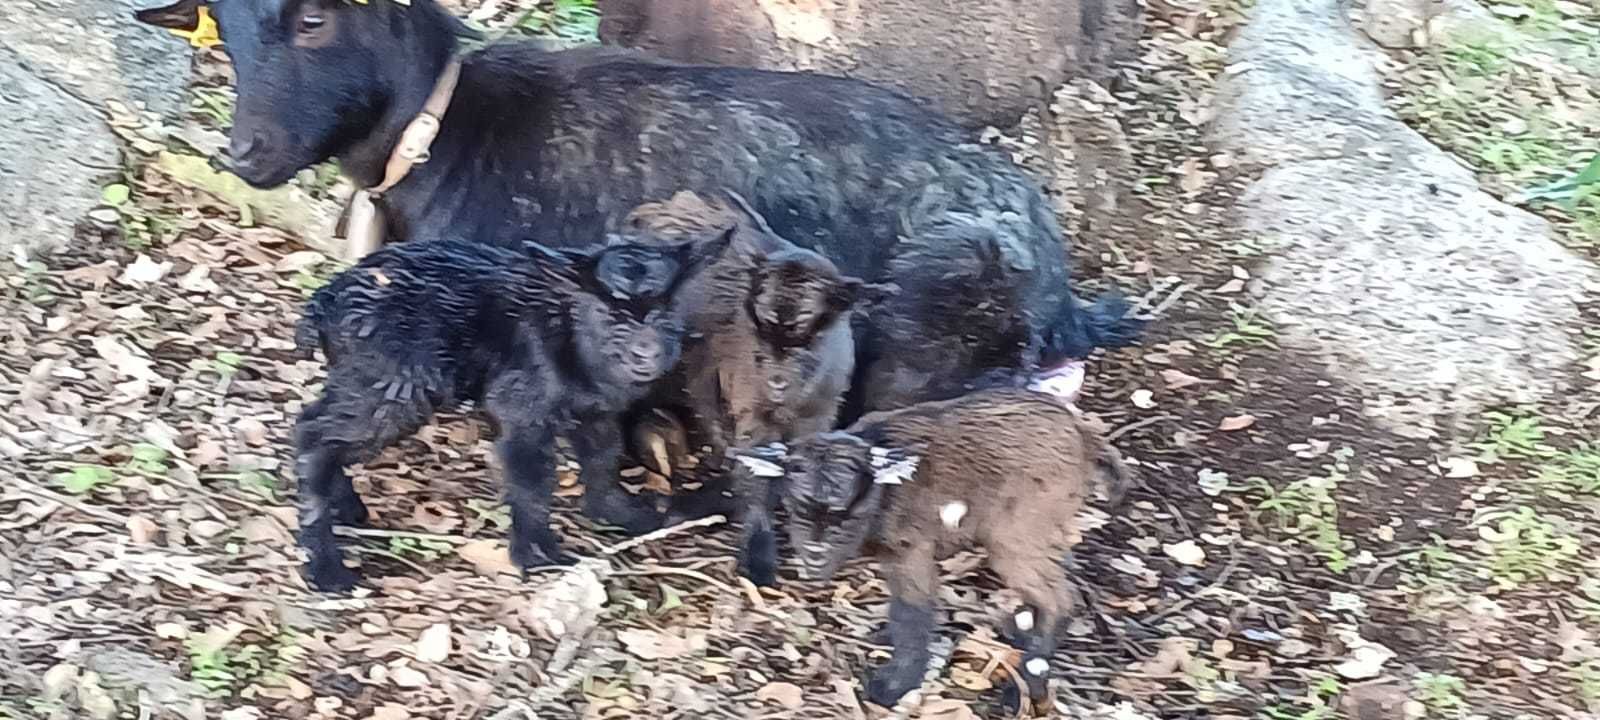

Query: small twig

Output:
[1145, 549, 1242, 625]
[1108, 413, 1180, 441]
[610, 565, 741, 597]
[335, 526, 474, 544]
[599, 514, 726, 556]
[9, 477, 126, 524]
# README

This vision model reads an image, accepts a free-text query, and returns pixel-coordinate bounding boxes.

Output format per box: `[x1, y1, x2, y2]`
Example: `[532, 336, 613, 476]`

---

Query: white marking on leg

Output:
[1015, 610, 1034, 632]
[1025, 657, 1049, 676]
[940, 501, 967, 529]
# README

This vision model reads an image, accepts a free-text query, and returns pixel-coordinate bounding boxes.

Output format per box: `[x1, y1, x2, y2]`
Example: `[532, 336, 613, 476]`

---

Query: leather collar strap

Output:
[343, 58, 461, 259]
[371, 57, 462, 195]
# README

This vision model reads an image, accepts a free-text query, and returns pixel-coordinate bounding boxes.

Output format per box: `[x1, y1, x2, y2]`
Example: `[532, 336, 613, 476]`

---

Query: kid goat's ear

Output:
[868, 446, 920, 485]
[133, 0, 205, 31]
[729, 442, 789, 478]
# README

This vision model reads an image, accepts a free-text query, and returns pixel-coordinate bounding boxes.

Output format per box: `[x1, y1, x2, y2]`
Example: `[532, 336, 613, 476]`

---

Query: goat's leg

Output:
[494, 421, 572, 571]
[734, 468, 784, 587]
[298, 399, 368, 526]
[572, 416, 663, 535]
[294, 425, 360, 592]
[992, 552, 1073, 714]
[866, 542, 940, 708]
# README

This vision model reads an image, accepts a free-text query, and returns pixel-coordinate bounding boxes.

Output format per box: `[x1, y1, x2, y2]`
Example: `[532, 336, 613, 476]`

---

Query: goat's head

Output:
[732, 433, 920, 581]
[744, 250, 894, 400]
[530, 227, 734, 388]
[134, 0, 474, 187]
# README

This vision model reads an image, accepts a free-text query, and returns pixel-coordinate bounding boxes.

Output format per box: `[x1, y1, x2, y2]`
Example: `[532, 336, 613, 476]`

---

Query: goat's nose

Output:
[228, 131, 264, 169]
[628, 340, 661, 365]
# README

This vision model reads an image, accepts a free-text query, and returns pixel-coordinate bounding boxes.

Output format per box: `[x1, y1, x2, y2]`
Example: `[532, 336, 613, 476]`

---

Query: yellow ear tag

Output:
[169, 5, 221, 49]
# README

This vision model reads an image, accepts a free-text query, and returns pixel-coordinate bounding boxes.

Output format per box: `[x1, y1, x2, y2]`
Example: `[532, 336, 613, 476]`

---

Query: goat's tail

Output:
[1040, 290, 1144, 363]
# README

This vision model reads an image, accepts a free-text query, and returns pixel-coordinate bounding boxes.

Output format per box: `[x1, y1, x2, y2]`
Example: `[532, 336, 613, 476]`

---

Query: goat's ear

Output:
[694, 225, 738, 265]
[521, 241, 588, 287]
[731, 443, 789, 478]
[868, 446, 921, 485]
[719, 188, 777, 235]
[133, 0, 206, 31]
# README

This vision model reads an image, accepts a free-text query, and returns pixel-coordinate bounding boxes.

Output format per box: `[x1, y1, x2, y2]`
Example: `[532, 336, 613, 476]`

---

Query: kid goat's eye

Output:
[300, 13, 326, 32]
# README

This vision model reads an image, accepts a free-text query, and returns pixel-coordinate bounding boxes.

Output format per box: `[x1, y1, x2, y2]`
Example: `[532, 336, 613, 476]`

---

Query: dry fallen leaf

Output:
[119, 254, 174, 286]
[455, 539, 518, 577]
[126, 514, 160, 544]
[415, 622, 452, 663]
[920, 697, 979, 720]
[390, 664, 429, 689]
[754, 681, 805, 710]
[1163, 540, 1207, 566]
[1161, 369, 1208, 389]
[618, 628, 708, 661]
[367, 704, 409, 720]
[1218, 414, 1256, 431]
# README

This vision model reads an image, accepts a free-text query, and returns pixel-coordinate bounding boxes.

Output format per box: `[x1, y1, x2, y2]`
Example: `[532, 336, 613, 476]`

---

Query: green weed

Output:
[1414, 672, 1468, 716]
[388, 536, 453, 561]
[1205, 303, 1278, 351]
[1251, 449, 1354, 573]
[186, 628, 305, 697]
[514, 0, 600, 42]
[1472, 505, 1579, 589]
[1473, 411, 1556, 462]
[53, 465, 117, 495]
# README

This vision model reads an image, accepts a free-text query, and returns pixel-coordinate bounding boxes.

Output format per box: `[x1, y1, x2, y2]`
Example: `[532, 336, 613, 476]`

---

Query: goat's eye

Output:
[299, 13, 326, 32]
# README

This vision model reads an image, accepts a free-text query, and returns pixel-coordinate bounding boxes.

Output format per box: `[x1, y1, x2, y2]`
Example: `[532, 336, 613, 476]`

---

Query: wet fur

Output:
[292, 234, 728, 591]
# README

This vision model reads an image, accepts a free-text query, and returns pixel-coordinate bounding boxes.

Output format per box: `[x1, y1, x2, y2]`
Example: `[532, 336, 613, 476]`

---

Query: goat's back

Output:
[854, 388, 1105, 555]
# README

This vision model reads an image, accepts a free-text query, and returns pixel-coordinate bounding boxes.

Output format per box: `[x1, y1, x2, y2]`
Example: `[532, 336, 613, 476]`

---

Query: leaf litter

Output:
[3, 0, 1598, 718]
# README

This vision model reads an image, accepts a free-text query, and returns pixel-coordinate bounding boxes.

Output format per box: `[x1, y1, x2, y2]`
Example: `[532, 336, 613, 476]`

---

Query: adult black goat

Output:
[135, 0, 1143, 528]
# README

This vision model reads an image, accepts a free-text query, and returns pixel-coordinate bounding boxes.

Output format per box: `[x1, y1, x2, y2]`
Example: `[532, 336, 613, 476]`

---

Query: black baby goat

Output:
[292, 232, 731, 591]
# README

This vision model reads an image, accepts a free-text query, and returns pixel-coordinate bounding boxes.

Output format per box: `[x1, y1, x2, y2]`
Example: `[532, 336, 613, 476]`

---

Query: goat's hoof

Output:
[511, 540, 575, 571]
[1000, 666, 1051, 716]
[306, 558, 360, 593]
[740, 559, 777, 588]
[333, 499, 370, 526]
[865, 669, 917, 708]
[589, 503, 664, 536]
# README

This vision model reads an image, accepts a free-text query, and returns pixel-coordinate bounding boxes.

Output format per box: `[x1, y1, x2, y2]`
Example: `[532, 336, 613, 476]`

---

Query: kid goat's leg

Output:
[992, 552, 1074, 712]
[487, 373, 571, 570]
[572, 416, 664, 535]
[867, 541, 940, 708]
[294, 400, 361, 592]
[494, 421, 570, 570]
[299, 399, 367, 526]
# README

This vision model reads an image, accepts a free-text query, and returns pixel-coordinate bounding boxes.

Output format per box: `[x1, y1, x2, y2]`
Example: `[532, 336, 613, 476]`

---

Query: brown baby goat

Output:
[731, 386, 1130, 710]
[620, 191, 894, 550]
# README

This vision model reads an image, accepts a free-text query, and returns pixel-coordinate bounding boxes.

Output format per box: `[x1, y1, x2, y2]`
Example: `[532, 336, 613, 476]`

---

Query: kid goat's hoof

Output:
[306, 559, 361, 593]
[865, 670, 919, 709]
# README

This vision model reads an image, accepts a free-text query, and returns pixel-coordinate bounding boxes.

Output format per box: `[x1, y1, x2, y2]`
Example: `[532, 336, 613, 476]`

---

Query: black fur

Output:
[292, 234, 729, 591]
[136, 0, 1144, 422]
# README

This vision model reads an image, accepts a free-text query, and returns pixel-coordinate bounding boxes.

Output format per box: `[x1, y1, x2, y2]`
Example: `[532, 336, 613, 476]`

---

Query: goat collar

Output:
[372, 57, 463, 195]
[343, 58, 462, 259]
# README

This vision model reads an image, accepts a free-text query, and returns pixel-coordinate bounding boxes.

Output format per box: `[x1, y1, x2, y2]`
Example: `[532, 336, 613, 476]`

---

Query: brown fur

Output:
[623, 190, 891, 468]
[733, 387, 1130, 708]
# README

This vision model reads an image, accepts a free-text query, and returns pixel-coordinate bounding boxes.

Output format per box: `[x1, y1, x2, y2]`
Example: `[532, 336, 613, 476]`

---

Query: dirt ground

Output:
[3, 1, 1597, 719]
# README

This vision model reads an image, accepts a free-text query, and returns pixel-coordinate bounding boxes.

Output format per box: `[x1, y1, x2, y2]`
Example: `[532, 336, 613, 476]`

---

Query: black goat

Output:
[293, 233, 730, 591]
[134, 0, 1143, 408]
